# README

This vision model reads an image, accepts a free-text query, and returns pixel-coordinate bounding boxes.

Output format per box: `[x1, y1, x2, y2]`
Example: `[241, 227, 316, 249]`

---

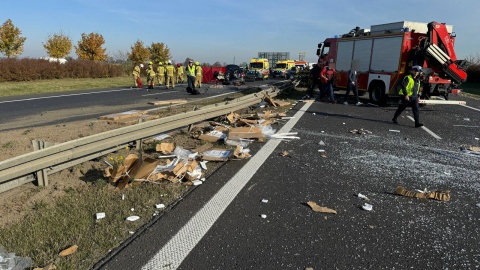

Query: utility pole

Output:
[233, 56, 235, 64]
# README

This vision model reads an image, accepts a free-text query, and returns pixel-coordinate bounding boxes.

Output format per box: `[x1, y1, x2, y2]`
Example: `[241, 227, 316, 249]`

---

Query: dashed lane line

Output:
[407, 115, 442, 139]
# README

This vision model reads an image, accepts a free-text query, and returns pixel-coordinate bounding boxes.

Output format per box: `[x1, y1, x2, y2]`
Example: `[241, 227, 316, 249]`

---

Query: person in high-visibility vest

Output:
[176, 63, 184, 84]
[194, 61, 203, 88]
[165, 61, 175, 89]
[185, 60, 199, 94]
[392, 65, 423, 128]
[132, 63, 143, 88]
[156, 61, 165, 86]
[146, 61, 156, 90]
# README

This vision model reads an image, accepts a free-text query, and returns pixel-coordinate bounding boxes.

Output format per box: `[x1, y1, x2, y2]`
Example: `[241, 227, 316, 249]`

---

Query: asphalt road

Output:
[0, 80, 271, 131]
[95, 93, 480, 270]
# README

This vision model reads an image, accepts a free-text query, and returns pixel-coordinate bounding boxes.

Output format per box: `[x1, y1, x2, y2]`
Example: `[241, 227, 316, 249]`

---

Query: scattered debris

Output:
[260, 214, 267, 219]
[389, 129, 401, 133]
[126, 216, 140, 222]
[156, 143, 176, 154]
[362, 203, 373, 211]
[0, 246, 32, 270]
[261, 199, 269, 203]
[395, 186, 451, 201]
[461, 146, 480, 156]
[349, 128, 372, 135]
[280, 151, 290, 157]
[33, 263, 55, 270]
[318, 150, 327, 158]
[318, 140, 325, 146]
[357, 193, 370, 201]
[95, 212, 106, 220]
[155, 204, 165, 209]
[59, 245, 78, 257]
[306, 201, 337, 214]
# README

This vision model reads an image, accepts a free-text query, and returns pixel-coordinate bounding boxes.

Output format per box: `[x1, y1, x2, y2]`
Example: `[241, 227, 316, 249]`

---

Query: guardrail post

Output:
[136, 119, 144, 150]
[31, 139, 48, 186]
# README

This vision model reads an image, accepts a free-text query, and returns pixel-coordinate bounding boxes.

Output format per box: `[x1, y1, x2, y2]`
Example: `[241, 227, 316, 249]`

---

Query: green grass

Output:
[0, 179, 190, 269]
[0, 76, 132, 97]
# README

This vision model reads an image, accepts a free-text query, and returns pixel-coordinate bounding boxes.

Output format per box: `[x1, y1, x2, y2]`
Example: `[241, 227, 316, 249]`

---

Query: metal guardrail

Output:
[0, 82, 293, 193]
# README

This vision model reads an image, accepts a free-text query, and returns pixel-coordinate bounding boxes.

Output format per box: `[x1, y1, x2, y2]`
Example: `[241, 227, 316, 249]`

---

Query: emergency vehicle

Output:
[316, 21, 467, 105]
[272, 60, 295, 78]
[249, 58, 270, 80]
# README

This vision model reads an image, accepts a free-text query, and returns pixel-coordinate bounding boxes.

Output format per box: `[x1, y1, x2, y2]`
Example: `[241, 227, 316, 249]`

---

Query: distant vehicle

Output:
[249, 58, 270, 80]
[244, 70, 263, 81]
[223, 64, 245, 85]
[272, 59, 295, 78]
[286, 67, 297, 79]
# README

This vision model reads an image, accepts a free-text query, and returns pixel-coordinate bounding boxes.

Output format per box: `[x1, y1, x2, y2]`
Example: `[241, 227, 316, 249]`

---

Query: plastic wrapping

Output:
[0, 246, 32, 270]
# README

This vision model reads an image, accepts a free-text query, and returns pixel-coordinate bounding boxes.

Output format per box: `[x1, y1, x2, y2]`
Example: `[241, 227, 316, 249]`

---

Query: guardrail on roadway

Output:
[0, 82, 294, 193]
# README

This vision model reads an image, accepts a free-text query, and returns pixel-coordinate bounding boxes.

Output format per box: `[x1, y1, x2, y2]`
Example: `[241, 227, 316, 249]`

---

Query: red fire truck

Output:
[316, 21, 467, 105]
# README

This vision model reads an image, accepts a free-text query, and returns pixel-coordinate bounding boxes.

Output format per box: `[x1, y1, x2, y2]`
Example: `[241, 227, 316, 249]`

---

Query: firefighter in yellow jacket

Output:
[146, 61, 156, 89]
[156, 61, 165, 86]
[195, 61, 203, 88]
[176, 63, 184, 84]
[132, 63, 143, 88]
[165, 61, 175, 89]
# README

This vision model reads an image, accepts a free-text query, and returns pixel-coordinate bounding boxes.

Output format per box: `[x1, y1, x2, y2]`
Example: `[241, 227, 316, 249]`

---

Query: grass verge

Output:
[0, 76, 132, 97]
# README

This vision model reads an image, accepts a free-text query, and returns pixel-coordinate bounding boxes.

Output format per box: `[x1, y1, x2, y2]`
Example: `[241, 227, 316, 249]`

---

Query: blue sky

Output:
[1, 0, 479, 65]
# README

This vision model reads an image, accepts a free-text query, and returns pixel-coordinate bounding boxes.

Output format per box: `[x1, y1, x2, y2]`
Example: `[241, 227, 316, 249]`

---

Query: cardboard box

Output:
[198, 129, 227, 142]
[156, 143, 176, 154]
[228, 127, 265, 140]
[201, 149, 232, 161]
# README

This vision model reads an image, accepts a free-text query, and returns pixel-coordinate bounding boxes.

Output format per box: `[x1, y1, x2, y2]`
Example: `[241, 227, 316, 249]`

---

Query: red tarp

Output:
[202, 67, 226, 83]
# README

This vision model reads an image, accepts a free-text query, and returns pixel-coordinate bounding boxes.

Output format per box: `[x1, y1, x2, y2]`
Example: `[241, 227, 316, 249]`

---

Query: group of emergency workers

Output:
[132, 60, 203, 92]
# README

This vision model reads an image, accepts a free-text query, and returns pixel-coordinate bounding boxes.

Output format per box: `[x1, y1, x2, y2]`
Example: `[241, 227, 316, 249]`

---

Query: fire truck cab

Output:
[316, 21, 467, 105]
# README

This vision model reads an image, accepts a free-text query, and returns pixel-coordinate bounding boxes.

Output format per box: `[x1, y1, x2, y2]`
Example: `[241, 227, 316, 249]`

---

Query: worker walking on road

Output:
[132, 63, 143, 88]
[146, 61, 156, 90]
[306, 61, 322, 98]
[156, 61, 165, 86]
[165, 60, 175, 89]
[343, 67, 362, 105]
[176, 63, 184, 84]
[186, 60, 198, 94]
[392, 65, 423, 128]
[195, 61, 203, 88]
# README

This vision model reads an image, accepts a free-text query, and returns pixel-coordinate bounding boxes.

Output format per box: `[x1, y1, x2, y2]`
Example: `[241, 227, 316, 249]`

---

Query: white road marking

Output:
[141, 90, 178, 96]
[141, 102, 312, 270]
[407, 116, 442, 139]
[459, 104, 480, 112]
[0, 88, 134, 104]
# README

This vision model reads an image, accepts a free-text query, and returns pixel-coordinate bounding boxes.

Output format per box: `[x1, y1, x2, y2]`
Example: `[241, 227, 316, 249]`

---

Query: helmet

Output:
[195, 61, 199, 65]
[168, 60, 172, 64]
[159, 61, 163, 65]
[177, 63, 181, 67]
[149, 61, 153, 65]
[411, 65, 422, 72]
[139, 64, 144, 68]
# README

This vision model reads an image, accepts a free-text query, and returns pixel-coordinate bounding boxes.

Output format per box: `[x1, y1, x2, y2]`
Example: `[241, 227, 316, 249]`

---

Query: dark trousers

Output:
[307, 78, 322, 96]
[320, 82, 335, 101]
[187, 75, 196, 92]
[344, 82, 359, 102]
[393, 96, 420, 124]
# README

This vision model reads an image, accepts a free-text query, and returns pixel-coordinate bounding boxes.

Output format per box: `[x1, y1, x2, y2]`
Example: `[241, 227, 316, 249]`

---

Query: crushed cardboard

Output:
[201, 149, 232, 161]
[198, 129, 227, 142]
[395, 186, 451, 202]
[228, 126, 265, 140]
[156, 143, 176, 154]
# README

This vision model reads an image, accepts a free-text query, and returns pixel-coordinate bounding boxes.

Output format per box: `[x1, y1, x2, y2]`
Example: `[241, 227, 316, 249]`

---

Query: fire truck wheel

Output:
[368, 82, 387, 106]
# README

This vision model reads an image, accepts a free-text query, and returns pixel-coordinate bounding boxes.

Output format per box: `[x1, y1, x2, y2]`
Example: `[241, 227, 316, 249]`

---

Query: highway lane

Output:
[0, 80, 273, 131]
[97, 94, 480, 270]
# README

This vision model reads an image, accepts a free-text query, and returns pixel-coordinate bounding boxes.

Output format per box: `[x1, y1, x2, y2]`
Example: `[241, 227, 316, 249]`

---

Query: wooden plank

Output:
[98, 110, 147, 121]
[148, 99, 188, 106]
[419, 100, 466, 105]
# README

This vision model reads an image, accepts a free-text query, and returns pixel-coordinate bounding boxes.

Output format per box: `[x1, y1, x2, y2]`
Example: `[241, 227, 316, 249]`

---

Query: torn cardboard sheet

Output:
[156, 142, 176, 154]
[307, 201, 337, 214]
[395, 186, 451, 202]
[226, 112, 241, 124]
[198, 129, 227, 142]
[228, 126, 265, 140]
[233, 145, 251, 159]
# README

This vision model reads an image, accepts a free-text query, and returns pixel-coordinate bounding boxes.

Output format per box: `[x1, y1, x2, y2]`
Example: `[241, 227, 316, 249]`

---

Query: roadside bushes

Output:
[466, 64, 480, 83]
[0, 58, 125, 82]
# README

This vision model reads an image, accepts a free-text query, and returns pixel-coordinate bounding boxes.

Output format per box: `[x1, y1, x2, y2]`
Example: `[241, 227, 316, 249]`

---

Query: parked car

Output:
[244, 70, 263, 82]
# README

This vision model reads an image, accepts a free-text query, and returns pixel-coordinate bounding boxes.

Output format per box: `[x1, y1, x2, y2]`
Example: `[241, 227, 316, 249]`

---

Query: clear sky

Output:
[1, 0, 479, 65]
